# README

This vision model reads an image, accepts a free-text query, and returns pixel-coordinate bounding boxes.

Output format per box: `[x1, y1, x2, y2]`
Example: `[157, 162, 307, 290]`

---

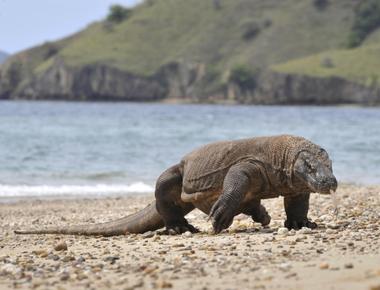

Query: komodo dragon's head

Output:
[293, 148, 337, 195]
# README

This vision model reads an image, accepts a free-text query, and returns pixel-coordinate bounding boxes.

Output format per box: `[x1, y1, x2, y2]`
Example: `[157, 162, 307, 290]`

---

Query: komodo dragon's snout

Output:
[293, 150, 338, 195]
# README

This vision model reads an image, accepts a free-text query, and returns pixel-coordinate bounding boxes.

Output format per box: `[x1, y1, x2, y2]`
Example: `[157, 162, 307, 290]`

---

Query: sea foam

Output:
[0, 182, 154, 197]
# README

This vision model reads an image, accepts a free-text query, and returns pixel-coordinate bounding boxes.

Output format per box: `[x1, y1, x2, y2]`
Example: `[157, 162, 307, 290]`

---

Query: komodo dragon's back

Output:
[181, 135, 311, 193]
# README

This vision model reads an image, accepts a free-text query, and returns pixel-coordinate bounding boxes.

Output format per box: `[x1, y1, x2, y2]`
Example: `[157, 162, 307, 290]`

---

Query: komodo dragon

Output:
[15, 135, 338, 236]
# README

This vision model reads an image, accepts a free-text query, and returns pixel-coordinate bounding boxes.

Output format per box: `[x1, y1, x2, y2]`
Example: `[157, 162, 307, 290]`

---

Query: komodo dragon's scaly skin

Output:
[15, 135, 338, 236]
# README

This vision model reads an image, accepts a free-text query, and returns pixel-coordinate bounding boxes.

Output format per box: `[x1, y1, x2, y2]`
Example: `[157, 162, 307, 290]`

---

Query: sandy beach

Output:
[0, 184, 379, 290]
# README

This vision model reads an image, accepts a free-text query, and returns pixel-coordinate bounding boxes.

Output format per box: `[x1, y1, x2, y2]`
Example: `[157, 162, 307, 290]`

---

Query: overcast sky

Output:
[0, 0, 142, 54]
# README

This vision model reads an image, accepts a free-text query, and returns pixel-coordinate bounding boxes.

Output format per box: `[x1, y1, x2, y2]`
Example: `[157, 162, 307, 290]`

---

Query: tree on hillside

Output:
[348, 0, 380, 48]
[213, 0, 222, 10]
[107, 4, 131, 23]
[312, 0, 329, 11]
[229, 65, 258, 91]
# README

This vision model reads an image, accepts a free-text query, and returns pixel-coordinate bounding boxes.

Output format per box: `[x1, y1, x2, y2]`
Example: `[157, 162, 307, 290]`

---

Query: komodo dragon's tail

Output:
[14, 202, 164, 236]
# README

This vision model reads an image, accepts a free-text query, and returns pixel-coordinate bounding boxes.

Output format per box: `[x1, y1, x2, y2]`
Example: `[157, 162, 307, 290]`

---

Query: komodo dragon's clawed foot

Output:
[164, 221, 199, 235]
[209, 200, 235, 234]
[251, 205, 271, 227]
[284, 219, 317, 230]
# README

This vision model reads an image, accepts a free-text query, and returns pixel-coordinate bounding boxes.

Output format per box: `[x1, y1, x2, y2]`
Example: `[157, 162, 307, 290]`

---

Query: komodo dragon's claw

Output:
[251, 204, 271, 226]
[164, 223, 199, 235]
[284, 219, 317, 230]
[209, 200, 235, 234]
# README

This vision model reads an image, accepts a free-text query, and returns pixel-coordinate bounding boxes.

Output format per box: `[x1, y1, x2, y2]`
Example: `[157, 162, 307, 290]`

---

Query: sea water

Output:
[0, 101, 379, 199]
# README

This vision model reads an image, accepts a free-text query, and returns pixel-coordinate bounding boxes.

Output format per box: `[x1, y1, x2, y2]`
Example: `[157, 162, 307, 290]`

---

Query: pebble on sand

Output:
[157, 280, 173, 288]
[319, 262, 329, 270]
[54, 241, 68, 251]
[277, 228, 289, 235]
[344, 263, 354, 269]
[297, 227, 312, 234]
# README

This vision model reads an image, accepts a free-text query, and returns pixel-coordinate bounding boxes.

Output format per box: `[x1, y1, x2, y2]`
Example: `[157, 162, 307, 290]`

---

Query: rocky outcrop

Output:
[155, 61, 209, 101]
[0, 58, 207, 102]
[1, 56, 379, 105]
[253, 71, 380, 105]
[0, 58, 166, 101]
[223, 71, 380, 105]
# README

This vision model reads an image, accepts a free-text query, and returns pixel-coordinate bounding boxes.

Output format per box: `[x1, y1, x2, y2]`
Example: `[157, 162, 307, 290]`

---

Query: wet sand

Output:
[0, 184, 379, 290]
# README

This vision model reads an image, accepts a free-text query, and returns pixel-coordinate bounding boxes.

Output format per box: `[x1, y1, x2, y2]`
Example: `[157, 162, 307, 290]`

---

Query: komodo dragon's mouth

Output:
[314, 185, 337, 195]
[306, 174, 337, 195]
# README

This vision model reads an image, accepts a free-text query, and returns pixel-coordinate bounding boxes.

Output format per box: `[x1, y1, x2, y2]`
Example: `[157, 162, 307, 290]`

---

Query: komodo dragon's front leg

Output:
[209, 162, 263, 233]
[242, 200, 271, 227]
[284, 193, 317, 230]
[155, 164, 198, 234]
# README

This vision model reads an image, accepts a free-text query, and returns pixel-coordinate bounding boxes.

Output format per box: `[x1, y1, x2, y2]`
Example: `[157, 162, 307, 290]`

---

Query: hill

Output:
[0, 51, 8, 64]
[273, 44, 380, 88]
[0, 0, 380, 104]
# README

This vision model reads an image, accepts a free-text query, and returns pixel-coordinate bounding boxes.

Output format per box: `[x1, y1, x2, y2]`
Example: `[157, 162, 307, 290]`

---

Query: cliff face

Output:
[11, 59, 166, 101]
[1, 58, 379, 105]
[210, 72, 380, 105]
[251, 72, 380, 105]
[0, 58, 206, 101]
[0, 57, 207, 102]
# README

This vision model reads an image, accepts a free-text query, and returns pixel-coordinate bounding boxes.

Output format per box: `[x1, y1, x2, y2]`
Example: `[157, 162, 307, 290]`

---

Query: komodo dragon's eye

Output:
[305, 160, 316, 172]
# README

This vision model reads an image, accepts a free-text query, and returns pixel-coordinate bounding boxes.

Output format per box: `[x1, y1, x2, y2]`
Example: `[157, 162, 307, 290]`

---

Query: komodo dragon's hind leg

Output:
[242, 200, 271, 227]
[155, 164, 198, 235]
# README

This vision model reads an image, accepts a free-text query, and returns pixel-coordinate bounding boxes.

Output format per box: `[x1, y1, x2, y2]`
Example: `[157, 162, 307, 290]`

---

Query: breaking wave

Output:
[0, 182, 154, 198]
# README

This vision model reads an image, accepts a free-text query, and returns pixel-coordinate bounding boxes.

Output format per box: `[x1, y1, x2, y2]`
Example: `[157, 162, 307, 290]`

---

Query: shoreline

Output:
[0, 182, 378, 204]
[2, 99, 380, 108]
[0, 184, 379, 289]
[0, 192, 151, 204]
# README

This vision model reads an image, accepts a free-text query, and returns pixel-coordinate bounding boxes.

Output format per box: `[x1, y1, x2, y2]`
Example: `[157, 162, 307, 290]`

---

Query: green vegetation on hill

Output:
[106, 4, 132, 23]
[229, 65, 258, 91]
[347, 0, 380, 48]
[272, 44, 380, 87]
[20, 0, 359, 77]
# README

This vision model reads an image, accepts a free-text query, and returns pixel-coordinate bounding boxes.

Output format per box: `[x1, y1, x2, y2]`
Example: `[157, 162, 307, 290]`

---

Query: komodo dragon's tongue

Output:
[330, 189, 339, 217]
[14, 202, 164, 236]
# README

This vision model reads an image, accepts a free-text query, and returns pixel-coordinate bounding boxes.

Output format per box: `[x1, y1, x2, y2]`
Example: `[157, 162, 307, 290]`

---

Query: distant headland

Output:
[1, 0, 380, 105]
